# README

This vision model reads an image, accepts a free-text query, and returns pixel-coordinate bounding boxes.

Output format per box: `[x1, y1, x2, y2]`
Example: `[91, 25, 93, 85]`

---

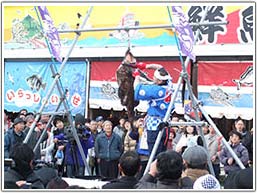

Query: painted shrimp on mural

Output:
[233, 66, 253, 90]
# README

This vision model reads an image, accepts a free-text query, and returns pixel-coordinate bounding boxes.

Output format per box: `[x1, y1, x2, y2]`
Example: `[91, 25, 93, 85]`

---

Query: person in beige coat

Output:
[124, 120, 137, 152]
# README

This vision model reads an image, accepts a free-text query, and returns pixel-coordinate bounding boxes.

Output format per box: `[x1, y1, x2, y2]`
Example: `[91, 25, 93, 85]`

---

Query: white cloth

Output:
[193, 174, 221, 190]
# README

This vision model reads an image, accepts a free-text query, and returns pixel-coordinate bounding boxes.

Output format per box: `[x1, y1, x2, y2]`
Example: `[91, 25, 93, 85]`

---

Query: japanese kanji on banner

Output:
[37, 6, 62, 62]
[4, 61, 88, 115]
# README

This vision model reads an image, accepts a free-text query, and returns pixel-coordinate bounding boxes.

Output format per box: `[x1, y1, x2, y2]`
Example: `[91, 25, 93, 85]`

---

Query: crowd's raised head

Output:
[156, 150, 183, 180]
[53, 117, 63, 128]
[229, 129, 242, 140]
[119, 151, 140, 176]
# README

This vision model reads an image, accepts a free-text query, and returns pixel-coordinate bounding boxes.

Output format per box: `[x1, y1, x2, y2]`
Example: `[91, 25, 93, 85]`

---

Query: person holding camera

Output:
[65, 113, 94, 178]
[52, 117, 67, 176]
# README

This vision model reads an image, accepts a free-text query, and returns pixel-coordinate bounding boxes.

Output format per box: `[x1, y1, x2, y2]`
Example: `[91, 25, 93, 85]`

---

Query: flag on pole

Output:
[38, 6, 62, 62]
[171, 6, 195, 62]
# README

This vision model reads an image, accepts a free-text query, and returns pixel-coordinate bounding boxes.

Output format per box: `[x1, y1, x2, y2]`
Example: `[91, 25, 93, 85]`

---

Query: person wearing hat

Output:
[133, 63, 174, 157]
[4, 117, 26, 159]
[95, 116, 104, 133]
[219, 130, 249, 175]
[181, 145, 210, 183]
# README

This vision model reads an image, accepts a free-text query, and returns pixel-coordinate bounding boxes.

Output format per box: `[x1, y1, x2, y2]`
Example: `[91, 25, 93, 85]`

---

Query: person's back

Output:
[181, 145, 209, 183]
[136, 150, 193, 189]
[46, 176, 69, 189]
[224, 167, 253, 189]
[102, 151, 140, 189]
[4, 143, 44, 189]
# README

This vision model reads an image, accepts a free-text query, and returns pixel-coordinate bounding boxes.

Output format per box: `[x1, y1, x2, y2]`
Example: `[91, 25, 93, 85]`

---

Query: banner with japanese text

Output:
[4, 61, 88, 116]
[4, 5, 253, 49]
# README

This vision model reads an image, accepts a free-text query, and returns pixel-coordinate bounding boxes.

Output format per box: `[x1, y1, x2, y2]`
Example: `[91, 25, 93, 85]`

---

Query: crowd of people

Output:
[3, 108, 253, 190]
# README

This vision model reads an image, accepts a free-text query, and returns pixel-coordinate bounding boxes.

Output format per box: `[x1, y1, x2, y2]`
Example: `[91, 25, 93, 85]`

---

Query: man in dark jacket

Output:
[234, 119, 252, 163]
[4, 117, 26, 159]
[4, 143, 44, 189]
[95, 120, 123, 179]
[103, 151, 141, 189]
[135, 150, 193, 189]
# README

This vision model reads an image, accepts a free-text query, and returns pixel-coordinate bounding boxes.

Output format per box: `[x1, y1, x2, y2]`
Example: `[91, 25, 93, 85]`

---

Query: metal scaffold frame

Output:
[143, 6, 245, 176]
[22, 5, 245, 178]
[24, 6, 94, 175]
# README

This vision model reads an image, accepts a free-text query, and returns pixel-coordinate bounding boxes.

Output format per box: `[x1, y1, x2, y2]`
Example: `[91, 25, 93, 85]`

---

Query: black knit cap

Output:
[75, 113, 86, 126]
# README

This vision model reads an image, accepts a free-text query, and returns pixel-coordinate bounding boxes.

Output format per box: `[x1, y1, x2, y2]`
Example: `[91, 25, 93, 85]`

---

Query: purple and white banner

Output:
[38, 6, 62, 62]
[172, 6, 195, 61]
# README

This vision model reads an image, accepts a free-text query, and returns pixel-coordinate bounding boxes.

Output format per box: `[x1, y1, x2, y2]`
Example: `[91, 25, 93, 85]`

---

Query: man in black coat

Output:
[102, 151, 141, 189]
[4, 143, 44, 189]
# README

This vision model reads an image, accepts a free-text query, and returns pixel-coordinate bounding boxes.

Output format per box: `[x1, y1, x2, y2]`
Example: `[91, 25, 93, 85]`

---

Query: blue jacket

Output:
[134, 83, 173, 118]
[95, 132, 122, 161]
[220, 142, 249, 174]
[4, 128, 26, 158]
[65, 134, 94, 166]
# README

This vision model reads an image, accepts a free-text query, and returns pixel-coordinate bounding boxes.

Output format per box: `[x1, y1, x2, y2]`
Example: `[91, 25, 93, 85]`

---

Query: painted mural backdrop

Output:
[4, 61, 88, 115]
[4, 5, 253, 49]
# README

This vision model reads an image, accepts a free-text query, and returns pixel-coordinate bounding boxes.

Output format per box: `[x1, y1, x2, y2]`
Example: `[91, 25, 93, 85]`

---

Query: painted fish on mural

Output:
[209, 88, 234, 107]
[101, 83, 119, 100]
[26, 74, 46, 91]
[233, 66, 253, 90]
